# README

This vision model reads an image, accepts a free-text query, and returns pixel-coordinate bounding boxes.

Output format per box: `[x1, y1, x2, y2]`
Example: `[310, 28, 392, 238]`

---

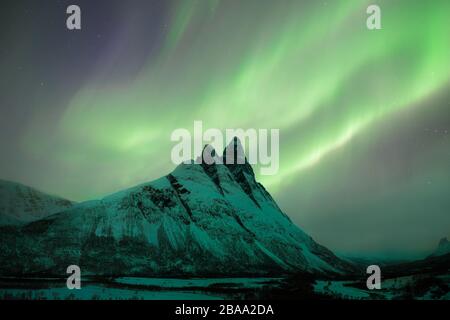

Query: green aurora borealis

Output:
[1, 0, 449, 257]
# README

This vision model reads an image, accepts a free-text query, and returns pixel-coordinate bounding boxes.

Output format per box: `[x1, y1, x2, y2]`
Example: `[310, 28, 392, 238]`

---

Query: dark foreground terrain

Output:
[1, 254, 448, 300]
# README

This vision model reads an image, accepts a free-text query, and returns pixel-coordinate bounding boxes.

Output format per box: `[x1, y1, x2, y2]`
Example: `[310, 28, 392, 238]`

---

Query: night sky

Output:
[1, 0, 449, 258]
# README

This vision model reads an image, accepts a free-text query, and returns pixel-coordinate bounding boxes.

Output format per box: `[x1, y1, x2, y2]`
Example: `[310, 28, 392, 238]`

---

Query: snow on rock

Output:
[0, 179, 74, 226]
[0, 139, 354, 277]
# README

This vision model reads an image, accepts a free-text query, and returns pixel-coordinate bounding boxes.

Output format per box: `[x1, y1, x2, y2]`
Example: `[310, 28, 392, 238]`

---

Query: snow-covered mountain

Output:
[429, 237, 450, 258]
[0, 139, 354, 276]
[0, 180, 74, 226]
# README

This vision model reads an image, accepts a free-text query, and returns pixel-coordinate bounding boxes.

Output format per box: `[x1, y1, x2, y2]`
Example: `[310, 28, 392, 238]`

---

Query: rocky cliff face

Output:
[0, 139, 354, 276]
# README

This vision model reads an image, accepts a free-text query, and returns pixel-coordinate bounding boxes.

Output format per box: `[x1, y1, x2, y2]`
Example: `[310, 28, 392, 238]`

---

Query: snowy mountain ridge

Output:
[0, 139, 354, 276]
[0, 179, 74, 226]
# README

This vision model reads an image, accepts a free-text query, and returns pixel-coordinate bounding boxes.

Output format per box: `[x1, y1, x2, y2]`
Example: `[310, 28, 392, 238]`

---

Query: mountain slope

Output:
[0, 139, 354, 276]
[429, 237, 450, 258]
[0, 179, 74, 226]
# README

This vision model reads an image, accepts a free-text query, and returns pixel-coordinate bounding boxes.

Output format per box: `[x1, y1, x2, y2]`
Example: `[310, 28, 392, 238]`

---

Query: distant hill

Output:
[0, 179, 74, 226]
[429, 237, 450, 258]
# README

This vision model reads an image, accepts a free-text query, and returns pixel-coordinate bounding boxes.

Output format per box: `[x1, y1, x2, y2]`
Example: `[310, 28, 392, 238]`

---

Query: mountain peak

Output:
[223, 137, 245, 164]
[195, 144, 217, 165]
[439, 237, 448, 246]
[0, 151, 354, 276]
[429, 236, 450, 258]
[222, 137, 254, 178]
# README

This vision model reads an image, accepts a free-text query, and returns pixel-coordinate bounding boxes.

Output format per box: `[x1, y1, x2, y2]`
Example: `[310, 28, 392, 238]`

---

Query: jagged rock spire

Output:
[195, 144, 217, 165]
[198, 144, 224, 195]
[222, 137, 254, 177]
[223, 137, 245, 164]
